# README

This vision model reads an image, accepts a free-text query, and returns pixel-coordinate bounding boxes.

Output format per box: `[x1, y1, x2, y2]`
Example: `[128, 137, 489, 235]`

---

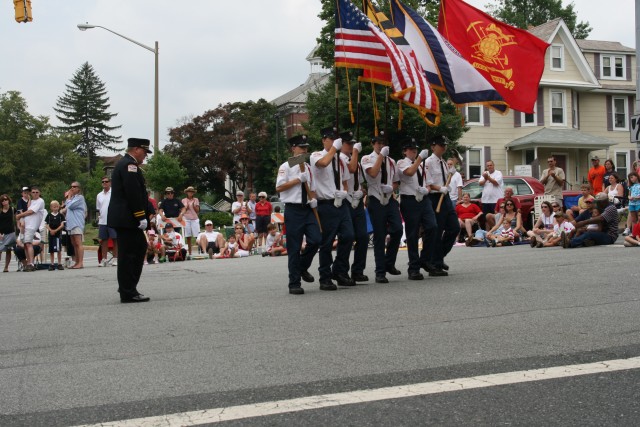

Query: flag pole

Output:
[384, 87, 389, 132]
[355, 79, 361, 142]
[335, 67, 340, 132]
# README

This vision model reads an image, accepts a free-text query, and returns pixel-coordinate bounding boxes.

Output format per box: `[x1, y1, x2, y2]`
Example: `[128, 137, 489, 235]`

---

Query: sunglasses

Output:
[102, 180, 110, 183]
[552, 205, 560, 208]
[70, 185, 79, 188]
[165, 191, 174, 194]
[505, 203, 514, 206]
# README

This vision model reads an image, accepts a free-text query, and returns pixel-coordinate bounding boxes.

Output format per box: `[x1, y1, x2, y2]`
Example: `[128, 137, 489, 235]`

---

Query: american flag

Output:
[335, 0, 439, 125]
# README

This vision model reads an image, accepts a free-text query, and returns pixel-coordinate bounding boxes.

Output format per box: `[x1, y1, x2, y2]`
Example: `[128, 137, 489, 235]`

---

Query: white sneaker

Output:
[111, 260, 117, 267]
[100, 259, 107, 267]
[622, 228, 630, 236]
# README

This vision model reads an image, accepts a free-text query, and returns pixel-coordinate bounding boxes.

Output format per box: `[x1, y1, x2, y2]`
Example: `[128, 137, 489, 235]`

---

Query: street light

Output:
[77, 23, 159, 153]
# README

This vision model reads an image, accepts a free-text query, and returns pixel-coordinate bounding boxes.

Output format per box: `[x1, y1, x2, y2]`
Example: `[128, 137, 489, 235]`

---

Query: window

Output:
[465, 105, 483, 125]
[616, 152, 629, 178]
[550, 45, 564, 70]
[602, 55, 625, 79]
[467, 148, 482, 178]
[550, 90, 565, 125]
[613, 96, 629, 130]
[521, 102, 537, 126]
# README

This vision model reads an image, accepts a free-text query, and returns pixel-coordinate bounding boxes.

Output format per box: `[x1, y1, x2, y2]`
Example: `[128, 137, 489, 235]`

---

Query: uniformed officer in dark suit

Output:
[108, 138, 152, 303]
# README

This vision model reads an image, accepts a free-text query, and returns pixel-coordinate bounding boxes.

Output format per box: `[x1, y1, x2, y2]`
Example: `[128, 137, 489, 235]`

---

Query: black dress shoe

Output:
[351, 273, 369, 282]
[121, 295, 150, 303]
[335, 274, 356, 287]
[440, 263, 449, 271]
[386, 266, 402, 275]
[375, 275, 389, 283]
[428, 269, 448, 277]
[408, 272, 424, 280]
[420, 262, 437, 273]
[301, 270, 315, 283]
[319, 280, 338, 291]
[289, 287, 305, 295]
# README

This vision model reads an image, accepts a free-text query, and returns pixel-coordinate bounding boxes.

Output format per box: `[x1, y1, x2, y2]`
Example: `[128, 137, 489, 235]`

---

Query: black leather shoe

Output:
[386, 266, 402, 275]
[289, 287, 305, 295]
[428, 269, 448, 277]
[440, 263, 449, 271]
[301, 270, 315, 283]
[351, 273, 369, 282]
[319, 280, 338, 291]
[121, 295, 150, 303]
[335, 274, 356, 287]
[375, 275, 389, 283]
[408, 272, 424, 280]
[420, 262, 437, 273]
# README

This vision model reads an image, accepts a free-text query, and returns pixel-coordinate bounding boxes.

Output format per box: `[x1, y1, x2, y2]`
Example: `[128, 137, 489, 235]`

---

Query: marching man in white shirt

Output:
[361, 131, 403, 284]
[309, 126, 355, 290]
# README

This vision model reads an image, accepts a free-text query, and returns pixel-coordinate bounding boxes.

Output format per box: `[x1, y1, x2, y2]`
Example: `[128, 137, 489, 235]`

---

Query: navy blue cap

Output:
[321, 126, 339, 139]
[128, 138, 152, 153]
[371, 130, 387, 144]
[340, 130, 354, 143]
[402, 137, 419, 150]
[430, 135, 448, 146]
[288, 134, 309, 147]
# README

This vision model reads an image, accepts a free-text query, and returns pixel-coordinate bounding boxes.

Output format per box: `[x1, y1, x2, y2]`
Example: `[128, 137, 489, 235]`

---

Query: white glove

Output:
[352, 190, 363, 200]
[418, 149, 429, 160]
[334, 190, 348, 199]
[298, 170, 308, 183]
[138, 219, 148, 230]
[417, 187, 429, 195]
[308, 198, 318, 209]
[439, 187, 449, 195]
[380, 146, 389, 157]
[332, 138, 343, 151]
[381, 184, 394, 194]
[353, 142, 362, 153]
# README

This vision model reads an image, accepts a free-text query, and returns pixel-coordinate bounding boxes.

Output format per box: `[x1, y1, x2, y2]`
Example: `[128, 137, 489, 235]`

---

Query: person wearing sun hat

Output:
[181, 186, 200, 257]
[254, 191, 272, 248]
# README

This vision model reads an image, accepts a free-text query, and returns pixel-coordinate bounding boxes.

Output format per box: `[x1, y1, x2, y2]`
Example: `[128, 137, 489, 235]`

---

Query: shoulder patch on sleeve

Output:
[128, 164, 138, 172]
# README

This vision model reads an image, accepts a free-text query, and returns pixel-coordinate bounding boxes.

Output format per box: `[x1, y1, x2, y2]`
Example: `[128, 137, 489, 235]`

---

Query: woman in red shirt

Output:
[455, 192, 482, 243]
[254, 192, 273, 248]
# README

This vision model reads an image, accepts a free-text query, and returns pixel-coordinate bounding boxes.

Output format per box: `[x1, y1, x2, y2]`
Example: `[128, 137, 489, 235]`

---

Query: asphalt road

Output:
[1, 240, 639, 426]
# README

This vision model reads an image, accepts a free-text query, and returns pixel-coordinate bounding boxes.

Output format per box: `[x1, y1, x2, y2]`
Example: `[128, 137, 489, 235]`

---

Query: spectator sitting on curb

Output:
[563, 193, 618, 248]
[145, 230, 165, 264]
[623, 219, 640, 247]
[566, 184, 593, 220]
[262, 223, 287, 257]
[197, 220, 225, 258]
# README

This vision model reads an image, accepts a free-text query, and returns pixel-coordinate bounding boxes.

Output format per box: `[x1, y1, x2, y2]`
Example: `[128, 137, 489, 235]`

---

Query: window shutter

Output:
[606, 95, 613, 131]
[594, 54, 600, 79]
[537, 88, 544, 126]
[626, 55, 632, 81]
[631, 149, 636, 166]
[483, 107, 490, 126]
[628, 96, 634, 122]
[575, 91, 580, 129]
[483, 146, 491, 165]
[514, 110, 521, 127]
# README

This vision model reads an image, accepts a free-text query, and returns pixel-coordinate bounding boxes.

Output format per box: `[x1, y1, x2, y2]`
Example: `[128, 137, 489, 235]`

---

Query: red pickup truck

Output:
[461, 176, 581, 229]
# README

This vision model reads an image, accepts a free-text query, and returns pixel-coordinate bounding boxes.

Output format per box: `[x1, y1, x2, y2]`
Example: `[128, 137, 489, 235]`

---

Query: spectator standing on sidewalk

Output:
[478, 160, 503, 230]
[540, 156, 565, 208]
[62, 182, 87, 269]
[181, 186, 200, 257]
[96, 176, 118, 267]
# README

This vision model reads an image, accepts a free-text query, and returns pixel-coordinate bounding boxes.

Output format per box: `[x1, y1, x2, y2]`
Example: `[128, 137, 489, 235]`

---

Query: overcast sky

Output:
[1, 0, 635, 151]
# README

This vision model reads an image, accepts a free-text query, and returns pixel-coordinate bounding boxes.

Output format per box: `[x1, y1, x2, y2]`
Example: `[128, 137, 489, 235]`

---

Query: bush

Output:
[200, 212, 233, 228]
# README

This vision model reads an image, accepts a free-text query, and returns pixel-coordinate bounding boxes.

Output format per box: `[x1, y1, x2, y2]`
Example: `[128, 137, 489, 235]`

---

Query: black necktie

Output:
[440, 160, 447, 185]
[332, 155, 340, 190]
[381, 157, 388, 186]
[354, 162, 360, 191]
[417, 160, 424, 187]
[301, 165, 307, 204]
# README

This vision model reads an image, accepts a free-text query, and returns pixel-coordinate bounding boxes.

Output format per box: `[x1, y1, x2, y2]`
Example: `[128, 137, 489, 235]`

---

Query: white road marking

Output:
[75, 356, 640, 427]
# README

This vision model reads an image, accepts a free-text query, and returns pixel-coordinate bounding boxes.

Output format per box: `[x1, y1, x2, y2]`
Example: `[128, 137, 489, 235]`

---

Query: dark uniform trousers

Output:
[283, 204, 321, 289]
[400, 195, 437, 274]
[348, 202, 369, 276]
[115, 227, 147, 299]
[428, 193, 460, 268]
[316, 201, 354, 281]
[368, 196, 403, 275]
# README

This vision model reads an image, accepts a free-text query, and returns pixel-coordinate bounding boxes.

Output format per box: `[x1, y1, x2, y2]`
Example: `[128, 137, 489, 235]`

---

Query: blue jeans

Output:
[569, 231, 616, 248]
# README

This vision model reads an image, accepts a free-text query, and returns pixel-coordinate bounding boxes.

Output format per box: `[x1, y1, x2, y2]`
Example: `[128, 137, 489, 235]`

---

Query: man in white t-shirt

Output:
[97, 176, 118, 267]
[478, 160, 503, 230]
[197, 220, 226, 258]
[447, 158, 463, 204]
[16, 186, 45, 271]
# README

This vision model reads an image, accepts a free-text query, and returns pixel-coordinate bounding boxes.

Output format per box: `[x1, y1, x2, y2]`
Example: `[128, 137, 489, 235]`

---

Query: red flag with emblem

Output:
[438, 0, 549, 113]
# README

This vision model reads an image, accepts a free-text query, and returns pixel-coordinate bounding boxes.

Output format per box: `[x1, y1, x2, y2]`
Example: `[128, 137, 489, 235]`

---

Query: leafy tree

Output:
[0, 90, 83, 199]
[166, 99, 278, 201]
[143, 151, 188, 195]
[54, 62, 122, 173]
[486, 0, 592, 39]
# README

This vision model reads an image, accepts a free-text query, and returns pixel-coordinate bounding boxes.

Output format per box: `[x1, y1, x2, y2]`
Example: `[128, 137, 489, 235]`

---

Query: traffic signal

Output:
[14, 0, 33, 23]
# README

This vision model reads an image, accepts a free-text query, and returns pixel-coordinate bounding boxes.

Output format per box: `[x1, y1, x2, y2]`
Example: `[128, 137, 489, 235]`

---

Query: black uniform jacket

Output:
[107, 153, 148, 229]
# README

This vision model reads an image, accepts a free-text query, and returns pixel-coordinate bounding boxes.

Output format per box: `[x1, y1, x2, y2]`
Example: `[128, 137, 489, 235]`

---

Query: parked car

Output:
[461, 176, 581, 229]
[199, 202, 225, 214]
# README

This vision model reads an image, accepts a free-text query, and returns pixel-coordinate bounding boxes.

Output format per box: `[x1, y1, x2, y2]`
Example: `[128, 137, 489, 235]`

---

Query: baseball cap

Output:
[591, 155, 600, 160]
[204, 220, 213, 226]
[236, 190, 244, 196]
[258, 191, 267, 198]
[165, 187, 174, 193]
